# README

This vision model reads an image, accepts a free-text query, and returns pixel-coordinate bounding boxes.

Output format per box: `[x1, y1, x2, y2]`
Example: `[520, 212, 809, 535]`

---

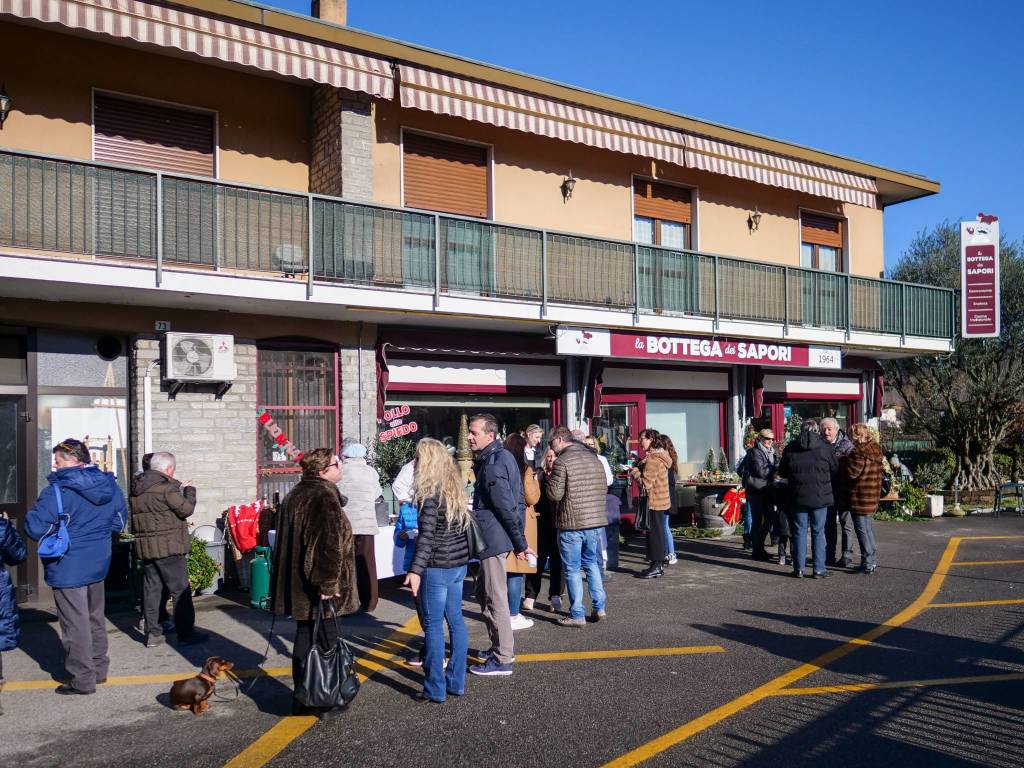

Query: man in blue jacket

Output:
[466, 414, 532, 677]
[26, 439, 127, 695]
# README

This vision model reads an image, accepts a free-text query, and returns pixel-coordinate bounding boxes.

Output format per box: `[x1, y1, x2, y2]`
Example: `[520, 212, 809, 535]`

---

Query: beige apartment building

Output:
[0, 0, 952, 601]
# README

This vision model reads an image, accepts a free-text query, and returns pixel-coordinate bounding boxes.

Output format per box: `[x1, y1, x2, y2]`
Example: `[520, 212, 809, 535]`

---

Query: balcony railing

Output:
[0, 148, 956, 340]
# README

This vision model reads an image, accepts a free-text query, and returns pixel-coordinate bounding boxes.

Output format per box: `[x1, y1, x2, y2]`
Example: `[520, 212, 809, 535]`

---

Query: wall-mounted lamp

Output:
[0, 85, 11, 129]
[747, 205, 762, 232]
[560, 170, 577, 202]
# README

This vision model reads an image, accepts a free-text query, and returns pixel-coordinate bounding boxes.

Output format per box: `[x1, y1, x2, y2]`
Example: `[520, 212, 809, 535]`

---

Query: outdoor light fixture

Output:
[560, 170, 577, 202]
[0, 85, 11, 129]
[747, 206, 762, 232]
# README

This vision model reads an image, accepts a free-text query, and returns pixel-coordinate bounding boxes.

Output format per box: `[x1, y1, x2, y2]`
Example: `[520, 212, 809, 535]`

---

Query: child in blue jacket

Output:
[1, 511, 28, 715]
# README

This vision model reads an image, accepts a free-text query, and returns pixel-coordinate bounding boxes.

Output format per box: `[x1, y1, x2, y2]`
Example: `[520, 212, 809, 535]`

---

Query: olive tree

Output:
[883, 222, 1024, 489]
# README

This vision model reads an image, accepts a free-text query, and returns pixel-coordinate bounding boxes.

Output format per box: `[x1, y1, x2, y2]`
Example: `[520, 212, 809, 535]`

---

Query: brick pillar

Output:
[130, 338, 258, 527]
[310, 86, 373, 201]
[339, 324, 378, 445]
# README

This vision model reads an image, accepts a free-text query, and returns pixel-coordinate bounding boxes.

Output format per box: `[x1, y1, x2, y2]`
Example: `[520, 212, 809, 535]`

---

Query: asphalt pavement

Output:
[1, 514, 1022, 768]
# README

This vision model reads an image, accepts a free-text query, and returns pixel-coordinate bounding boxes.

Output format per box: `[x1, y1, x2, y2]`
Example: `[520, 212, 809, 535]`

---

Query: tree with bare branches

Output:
[883, 222, 1024, 489]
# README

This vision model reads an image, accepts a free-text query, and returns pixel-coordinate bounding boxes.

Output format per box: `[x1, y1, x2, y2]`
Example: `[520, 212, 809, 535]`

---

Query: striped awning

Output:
[0, 0, 394, 98]
[684, 134, 878, 208]
[398, 64, 687, 167]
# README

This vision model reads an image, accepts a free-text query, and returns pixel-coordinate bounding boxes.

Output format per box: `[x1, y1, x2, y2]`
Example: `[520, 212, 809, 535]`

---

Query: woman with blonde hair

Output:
[844, 423, 884, 574]
[403, 438, 470, 703]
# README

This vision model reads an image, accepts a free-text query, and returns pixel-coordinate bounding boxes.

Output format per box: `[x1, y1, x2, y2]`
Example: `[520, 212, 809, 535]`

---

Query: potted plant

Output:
[187, 537, 221, 596]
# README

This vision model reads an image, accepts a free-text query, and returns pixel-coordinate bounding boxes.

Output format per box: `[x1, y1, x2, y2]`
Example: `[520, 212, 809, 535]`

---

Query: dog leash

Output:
[212, 613, 277, 702]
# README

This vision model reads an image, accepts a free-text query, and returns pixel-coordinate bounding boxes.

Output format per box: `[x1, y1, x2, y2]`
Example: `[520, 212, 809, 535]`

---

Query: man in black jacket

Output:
[821, 417, 855, 567]
[466, 414, 531, 677]
[742, 429, 778, 561]
[129, 452, 208, 647]
[778, 421, 838, 579]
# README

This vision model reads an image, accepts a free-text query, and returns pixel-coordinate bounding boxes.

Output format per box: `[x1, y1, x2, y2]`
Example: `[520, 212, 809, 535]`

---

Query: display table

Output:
[373, 524, 408, 579]
[684, 483, 742, 530]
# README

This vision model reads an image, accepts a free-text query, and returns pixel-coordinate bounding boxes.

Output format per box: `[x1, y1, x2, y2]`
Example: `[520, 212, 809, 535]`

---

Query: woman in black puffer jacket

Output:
[778, 420, 838, 579]
[403, 438, 470, 704]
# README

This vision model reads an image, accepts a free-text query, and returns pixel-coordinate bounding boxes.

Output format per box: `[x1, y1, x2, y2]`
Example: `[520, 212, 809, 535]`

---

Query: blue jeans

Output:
[663, 513, 676, 557]
[558, 528, 606, 620]
[420, 565, 468, 701]
[791, 506, 827, 575]
[507, 573, 524, 615]
[742, 501, 753, 536]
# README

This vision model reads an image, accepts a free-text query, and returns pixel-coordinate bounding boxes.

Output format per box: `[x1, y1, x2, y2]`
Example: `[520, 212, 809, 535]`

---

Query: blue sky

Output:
[266, 0, 1023, 270]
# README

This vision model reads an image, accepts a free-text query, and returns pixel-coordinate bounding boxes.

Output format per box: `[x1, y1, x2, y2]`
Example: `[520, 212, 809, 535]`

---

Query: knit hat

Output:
[342, 442, 367, 459]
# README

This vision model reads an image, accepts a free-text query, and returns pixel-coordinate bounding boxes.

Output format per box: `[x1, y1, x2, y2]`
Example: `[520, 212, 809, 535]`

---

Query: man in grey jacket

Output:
[129, 452, 208, 648]
[546, 426, 608, 627]
[821, 418, 855, 567]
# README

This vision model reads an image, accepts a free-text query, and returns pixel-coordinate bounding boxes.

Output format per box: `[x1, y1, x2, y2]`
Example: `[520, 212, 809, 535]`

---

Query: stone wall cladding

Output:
[310, 86, 373, 202]
[130, 338, 258, 529]
[339, 336, 377, 445]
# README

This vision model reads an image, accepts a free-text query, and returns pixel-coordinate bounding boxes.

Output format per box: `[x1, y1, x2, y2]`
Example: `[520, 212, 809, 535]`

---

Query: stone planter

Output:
[922, 495, 944, 517]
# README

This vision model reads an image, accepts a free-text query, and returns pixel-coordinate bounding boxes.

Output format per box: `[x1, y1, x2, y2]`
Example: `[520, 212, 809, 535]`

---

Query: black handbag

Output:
[634, 488, 651, 531]
[294, 601, 360, 709]
[465, 515, 488, 559]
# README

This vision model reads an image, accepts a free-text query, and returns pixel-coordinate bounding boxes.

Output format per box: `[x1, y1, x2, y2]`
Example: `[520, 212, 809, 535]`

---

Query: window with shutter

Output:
[800, 212, 844, 271]
[402, 132, 489, 218]
[93, 92, 216, 177]
[633, 179, 695, 314]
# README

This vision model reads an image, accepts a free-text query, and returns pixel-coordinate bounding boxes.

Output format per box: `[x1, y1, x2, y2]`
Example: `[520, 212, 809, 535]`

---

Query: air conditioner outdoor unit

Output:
[164, 333, 237, 382]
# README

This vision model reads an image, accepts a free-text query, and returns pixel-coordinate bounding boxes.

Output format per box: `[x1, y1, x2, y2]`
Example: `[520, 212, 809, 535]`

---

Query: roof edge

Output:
[162, 0, 943, 202]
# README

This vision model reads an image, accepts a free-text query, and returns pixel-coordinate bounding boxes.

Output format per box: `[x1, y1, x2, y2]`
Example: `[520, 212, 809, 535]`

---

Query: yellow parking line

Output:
[515, 646, 725, 663]
[222, 613, 422, 768]
[600, 534, 965, 768]
[774, 671, 1024, 696]
[928, 598, 1024, 609]
[951, 559, 1024, 566]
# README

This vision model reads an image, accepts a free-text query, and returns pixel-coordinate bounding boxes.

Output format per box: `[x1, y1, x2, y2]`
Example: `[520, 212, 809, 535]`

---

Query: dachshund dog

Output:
[169, 656, 234, 715]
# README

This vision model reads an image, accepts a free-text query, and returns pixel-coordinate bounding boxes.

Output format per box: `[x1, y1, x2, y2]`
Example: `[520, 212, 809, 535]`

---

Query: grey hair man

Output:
[820, 417, 855, 567]
[129, 451, 209, 648]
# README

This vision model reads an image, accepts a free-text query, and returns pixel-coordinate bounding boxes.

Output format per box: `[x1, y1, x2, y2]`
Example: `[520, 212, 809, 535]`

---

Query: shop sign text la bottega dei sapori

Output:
[556, 328, 842, 369]
[961, 213, 1000, 339]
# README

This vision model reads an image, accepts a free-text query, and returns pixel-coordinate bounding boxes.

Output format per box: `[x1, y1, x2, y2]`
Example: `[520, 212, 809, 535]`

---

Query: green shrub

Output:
[914, 460, 953, 492]
[369, 436, 416, 486]
[187, 537, 220, 594]
[994, 452, 1016, 482]
[898, 482, 927, 515]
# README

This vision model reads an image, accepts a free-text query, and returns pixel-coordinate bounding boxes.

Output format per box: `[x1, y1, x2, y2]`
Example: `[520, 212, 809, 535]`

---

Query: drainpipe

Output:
[143, 358, 161, 454]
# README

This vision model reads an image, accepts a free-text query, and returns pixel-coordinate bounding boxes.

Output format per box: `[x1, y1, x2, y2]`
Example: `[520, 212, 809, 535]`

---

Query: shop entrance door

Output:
[0, 395, 29, 601]
[591, 395, 646, 513]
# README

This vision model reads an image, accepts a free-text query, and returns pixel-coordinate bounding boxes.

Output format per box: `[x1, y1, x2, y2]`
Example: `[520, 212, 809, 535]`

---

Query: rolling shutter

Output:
[94, 93, 216, 177]
[801, 212, 843, 247]
[633, 179, 691, 224]
[403, 133, 488, 218]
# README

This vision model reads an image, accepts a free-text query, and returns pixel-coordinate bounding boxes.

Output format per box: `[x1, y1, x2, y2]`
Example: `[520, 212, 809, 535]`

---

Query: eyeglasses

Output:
[327, 462, 340, 469]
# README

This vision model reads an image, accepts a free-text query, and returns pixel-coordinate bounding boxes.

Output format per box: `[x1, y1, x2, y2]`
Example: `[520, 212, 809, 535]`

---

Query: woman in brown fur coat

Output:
[271, 448, 358, 716]
[845, 423, 884, 574]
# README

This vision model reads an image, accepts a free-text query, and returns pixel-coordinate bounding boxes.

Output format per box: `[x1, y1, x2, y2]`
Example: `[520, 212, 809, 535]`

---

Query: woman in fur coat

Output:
[271, 448, 358, 717]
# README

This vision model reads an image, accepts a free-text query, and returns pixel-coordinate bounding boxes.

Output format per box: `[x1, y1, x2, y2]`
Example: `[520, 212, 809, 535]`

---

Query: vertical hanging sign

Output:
[961, 213, 1000, 338]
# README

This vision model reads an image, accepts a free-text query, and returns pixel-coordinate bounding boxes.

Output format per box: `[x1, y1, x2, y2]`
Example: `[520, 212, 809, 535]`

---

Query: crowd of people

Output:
[0, 414, 885, 718]
[740, 418, 883, 577]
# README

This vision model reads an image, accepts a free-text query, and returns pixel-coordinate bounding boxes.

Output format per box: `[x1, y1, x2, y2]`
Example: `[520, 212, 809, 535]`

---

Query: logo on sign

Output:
[378, 404, 418, 443]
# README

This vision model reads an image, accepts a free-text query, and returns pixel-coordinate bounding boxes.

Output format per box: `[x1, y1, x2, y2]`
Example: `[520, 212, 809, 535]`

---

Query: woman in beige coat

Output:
[504, 434, 539, 629]
[631, 430, 672, 580]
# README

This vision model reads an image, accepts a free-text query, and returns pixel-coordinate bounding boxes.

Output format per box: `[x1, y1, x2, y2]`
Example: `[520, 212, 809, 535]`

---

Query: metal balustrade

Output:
[0, 148, 956, 340]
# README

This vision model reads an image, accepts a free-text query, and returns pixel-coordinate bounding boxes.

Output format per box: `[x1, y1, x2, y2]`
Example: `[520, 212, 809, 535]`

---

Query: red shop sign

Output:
[557, 328, 841, 369]
[961, 215, 1001, 338]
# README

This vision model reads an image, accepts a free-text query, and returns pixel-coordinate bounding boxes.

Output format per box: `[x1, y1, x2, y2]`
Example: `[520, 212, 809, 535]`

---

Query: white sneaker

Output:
[666, 553, 678, 565]
[521, 597, 535, 611]
[550, 595, 563, 613]
[509, 613, 534, 630]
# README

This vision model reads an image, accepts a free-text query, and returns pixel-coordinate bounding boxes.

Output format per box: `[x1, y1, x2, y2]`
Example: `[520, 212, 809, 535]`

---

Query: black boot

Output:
[742, 534, 752, 550]
[640, 564, 664, 579]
